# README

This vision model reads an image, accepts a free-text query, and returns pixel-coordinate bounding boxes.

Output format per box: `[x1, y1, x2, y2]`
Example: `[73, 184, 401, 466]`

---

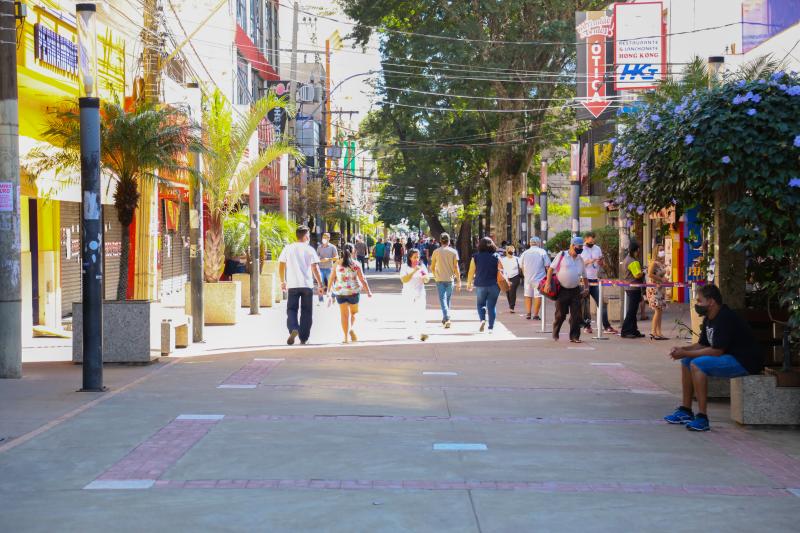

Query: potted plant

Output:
[184, 89, 298, 324]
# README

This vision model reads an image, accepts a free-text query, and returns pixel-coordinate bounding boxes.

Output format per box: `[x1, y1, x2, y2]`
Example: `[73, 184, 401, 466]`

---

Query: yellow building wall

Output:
[37, 200, 61, 327]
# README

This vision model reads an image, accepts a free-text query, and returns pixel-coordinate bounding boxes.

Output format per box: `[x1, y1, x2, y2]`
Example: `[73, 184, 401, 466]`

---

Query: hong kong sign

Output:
[613, 2, 665, 90]
[575, 11, 615, 120]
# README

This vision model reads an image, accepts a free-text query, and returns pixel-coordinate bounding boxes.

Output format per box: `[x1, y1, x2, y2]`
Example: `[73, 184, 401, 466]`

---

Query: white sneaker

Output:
[488, 329, 494, 335]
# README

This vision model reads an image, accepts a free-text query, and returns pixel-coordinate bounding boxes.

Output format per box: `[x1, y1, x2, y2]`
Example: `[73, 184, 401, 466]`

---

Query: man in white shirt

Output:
[519, 236, 551, 320]
[544, 236, 589, 343]
[279, 226, 324, 345]
[580, 231, 617, 334]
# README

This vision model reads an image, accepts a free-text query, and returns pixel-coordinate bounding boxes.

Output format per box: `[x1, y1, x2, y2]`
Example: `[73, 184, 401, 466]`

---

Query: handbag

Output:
[538, 252, 565, 301]
[497, 270, 511, 292]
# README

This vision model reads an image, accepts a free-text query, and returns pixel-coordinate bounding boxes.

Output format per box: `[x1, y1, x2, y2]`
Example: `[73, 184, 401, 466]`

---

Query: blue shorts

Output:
[681, 355, 748, 378]
[335, 294, 360, 305]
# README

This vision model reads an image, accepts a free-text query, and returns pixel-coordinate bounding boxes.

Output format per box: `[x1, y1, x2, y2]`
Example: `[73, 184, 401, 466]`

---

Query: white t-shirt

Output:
[520, 246, 551, 284]
[400, 263, 429, 299]
[499, 255, 520, 278]
[580, 244, 603, 279]
[278, 242, 320, 289]
[553, 252, 586, 289]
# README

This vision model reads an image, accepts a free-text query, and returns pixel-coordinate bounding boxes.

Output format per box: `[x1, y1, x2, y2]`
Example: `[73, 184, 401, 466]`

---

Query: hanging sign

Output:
[576, 11, 615, 120]
[613, 2, 665, 90]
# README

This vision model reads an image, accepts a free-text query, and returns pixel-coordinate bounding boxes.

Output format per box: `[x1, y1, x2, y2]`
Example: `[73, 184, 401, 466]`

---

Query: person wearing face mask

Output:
[279, 226, 324, 345]
[646, 244, 669, 340]
[316, 233, 338, 303]
[580, 231, 617, 335]
[499, 245, 522, 313]
[620, 241, 646, 338]
[543, 236, 590, 343]
[664, 284, 763, 431]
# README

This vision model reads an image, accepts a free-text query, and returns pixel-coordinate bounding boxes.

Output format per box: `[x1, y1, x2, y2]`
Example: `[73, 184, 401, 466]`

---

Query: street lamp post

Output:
[569, 142, 581, 237]
[77, 3, 104, 391]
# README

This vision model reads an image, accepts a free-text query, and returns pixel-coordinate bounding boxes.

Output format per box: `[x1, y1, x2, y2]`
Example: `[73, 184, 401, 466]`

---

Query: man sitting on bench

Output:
[664, 284, 764, 431]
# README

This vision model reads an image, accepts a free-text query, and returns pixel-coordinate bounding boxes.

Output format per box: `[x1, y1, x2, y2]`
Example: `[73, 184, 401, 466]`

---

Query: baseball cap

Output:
[571, 236, 584, 246]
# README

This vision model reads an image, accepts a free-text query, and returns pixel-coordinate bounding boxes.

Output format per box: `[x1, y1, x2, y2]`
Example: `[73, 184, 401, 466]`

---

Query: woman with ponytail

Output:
[328, 243, 372, 343]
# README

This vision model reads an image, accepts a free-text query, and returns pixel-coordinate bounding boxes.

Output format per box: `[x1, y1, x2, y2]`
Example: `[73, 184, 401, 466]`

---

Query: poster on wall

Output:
[576, 10, 616, 120]
[613, 2, 665, 91]
[742, 0, 800, 53]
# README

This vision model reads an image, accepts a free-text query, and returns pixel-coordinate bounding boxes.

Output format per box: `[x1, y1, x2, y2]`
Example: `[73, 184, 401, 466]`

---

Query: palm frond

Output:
[730, 54, 786, 82]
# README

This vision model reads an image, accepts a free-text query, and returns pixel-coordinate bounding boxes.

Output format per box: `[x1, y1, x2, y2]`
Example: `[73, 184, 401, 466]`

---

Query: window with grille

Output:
[237, 0, 247, 32]
[237, 55, 250, 105]
[250, 0, 263, 49]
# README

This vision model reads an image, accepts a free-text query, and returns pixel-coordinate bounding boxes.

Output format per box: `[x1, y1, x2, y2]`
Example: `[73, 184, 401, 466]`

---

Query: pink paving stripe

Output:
[224, 414, 662, 426]
[96, 418, 220, 481]
[220, 359, 283, 387]
[151, 478, 791, 497]
[706, 428, 800, 489]
[594, 364, 666, 392]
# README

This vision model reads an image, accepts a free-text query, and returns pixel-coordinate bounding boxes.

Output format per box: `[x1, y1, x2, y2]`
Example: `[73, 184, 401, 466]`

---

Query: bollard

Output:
[594, 280, 608, 340]
[540, 294, 547, 333]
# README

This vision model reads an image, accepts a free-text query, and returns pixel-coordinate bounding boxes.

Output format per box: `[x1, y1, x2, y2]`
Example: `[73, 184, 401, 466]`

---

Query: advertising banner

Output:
[613, 2, 665, 91]
[742, 0, 800, 53]
[576, 10, 615, 120]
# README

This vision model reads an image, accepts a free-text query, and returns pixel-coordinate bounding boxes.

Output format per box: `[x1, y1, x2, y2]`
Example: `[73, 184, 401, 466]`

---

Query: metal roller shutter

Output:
[159, 199, 190, 298]
[60, 202, 82, 317]
[103, 205, 122, 301]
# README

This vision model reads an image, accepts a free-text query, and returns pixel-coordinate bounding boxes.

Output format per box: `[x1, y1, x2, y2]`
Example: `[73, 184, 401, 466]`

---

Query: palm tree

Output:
[223, 209, 296, 265]
[201, 88, 299, 282]
[27, 101, 201, 300]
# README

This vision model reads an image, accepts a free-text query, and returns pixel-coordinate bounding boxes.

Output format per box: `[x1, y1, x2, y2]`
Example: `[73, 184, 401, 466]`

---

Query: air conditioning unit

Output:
[298, 84, 315, 103]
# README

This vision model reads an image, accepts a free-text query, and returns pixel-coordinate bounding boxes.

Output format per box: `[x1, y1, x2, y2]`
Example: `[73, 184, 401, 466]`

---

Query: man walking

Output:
[355, 236, 369, 272]
[621, 241, 646, 338]
[279, 226, 324, 345]
[429, 232, 461, 328]
[374, 238, 385, 272]
[317, 232, 338, 303]
[543, 236, 589, 343]
[580, 231, 617, 334]
[519, 236, 550, 320]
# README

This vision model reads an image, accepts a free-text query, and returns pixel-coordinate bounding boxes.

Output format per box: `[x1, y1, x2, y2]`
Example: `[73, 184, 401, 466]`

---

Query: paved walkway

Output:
[1, 272, 799, 532]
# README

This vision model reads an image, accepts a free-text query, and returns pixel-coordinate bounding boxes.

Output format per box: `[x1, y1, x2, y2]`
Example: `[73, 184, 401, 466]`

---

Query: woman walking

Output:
[499, 245, 522, 313]
[400, 249, 431, 341]
[328, 243, 372, 343]
[466, 237, 503, 333]
[646, 244, 669, 340]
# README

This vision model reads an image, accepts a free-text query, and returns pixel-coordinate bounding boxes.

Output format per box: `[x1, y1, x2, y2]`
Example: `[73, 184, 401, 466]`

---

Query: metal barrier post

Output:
[594, 280, 608, 340]
[623, 286, 628, 324]
[540, 295, 546, 333]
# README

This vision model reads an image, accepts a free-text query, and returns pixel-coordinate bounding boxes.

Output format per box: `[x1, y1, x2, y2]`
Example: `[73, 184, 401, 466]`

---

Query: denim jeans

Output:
[476, 285, 500, 329]
[436, 281, 454, 322]
[318, 268, 331, 301]
[287, 288, 314, 342]
[681, 355, 748, 378]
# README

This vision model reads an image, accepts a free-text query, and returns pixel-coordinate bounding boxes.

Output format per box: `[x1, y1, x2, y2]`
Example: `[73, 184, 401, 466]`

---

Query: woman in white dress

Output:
[499, 245, 522, 313]
[400, 249, 431, 341]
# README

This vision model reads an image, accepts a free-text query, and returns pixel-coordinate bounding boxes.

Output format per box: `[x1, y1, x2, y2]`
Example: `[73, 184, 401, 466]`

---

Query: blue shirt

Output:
[472, 252, 500, 287]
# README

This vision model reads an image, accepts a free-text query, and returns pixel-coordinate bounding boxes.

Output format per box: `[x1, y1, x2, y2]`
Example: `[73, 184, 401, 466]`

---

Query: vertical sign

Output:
[576, 11, 615, 120]
[614, 2, 665, 90]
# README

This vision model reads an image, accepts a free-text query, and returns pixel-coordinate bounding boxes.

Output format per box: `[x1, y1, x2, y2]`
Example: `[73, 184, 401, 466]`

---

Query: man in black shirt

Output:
[663, 284, 763, 431]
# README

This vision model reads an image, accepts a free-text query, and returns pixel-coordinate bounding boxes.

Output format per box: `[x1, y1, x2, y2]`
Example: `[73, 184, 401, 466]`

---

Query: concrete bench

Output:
[161, 315, 192, 356]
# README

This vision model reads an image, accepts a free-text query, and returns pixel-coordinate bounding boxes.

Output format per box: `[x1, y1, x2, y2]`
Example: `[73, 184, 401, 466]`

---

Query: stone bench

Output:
[731, 374, 800, 425]
[160, 315, 192, 356]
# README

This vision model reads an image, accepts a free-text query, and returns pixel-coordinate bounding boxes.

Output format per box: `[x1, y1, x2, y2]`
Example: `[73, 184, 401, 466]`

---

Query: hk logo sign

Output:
[616, 64, 659, 83]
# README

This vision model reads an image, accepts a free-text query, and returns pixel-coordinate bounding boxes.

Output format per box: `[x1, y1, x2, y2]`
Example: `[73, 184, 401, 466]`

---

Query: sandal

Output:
[570, 339, 584, 344]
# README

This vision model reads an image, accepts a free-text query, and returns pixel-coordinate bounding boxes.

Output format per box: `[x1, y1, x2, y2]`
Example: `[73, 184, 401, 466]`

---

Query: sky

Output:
[278, 1, 382, 132]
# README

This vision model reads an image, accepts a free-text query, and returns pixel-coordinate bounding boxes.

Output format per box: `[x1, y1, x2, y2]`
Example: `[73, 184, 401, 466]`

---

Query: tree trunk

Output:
[116, 223, 131, 300]
[714, 185, 746, 310]
[488, 175, 507, 242]
[423, 212, 445, 239]
[204, 214, 225, 282]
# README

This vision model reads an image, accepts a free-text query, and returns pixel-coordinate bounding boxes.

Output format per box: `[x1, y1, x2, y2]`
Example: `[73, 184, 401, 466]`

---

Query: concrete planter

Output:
[731, 374, 800, 425]
[263, 261, 282, 303]
[184, 281, 241, 325]
[72, 300, 159, 364]
[232, 273, 275, 308]
[591, 295, 621, 323]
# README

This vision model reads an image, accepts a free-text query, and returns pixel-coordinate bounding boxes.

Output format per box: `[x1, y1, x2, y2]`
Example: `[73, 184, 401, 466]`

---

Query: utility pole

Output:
[569, 142, 581, 237]
[142, 0, 160, 102]
[248, 179, 260, 315]
[77, 3, 104, 391]
[539, 161, 548, 243]
[519, 171, 528, 248]
[0, 0, 22, 379]
[189, 149, 204, 342]
[283, 1, 299, 220]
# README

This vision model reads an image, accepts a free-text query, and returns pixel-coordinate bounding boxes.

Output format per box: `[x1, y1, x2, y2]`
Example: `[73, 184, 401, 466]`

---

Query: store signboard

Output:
[576, 10, 615, 120]
[33, 23, 78, 75]
[613, 2, 665, 91]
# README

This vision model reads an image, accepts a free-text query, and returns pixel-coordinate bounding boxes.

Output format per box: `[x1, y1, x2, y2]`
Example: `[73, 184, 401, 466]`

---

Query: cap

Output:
[571, 236, 584, 246]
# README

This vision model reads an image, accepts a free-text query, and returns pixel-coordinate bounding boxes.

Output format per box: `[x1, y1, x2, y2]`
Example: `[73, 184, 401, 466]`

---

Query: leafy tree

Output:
[28, 101, 201, 300]
[201, 89, 299, 282]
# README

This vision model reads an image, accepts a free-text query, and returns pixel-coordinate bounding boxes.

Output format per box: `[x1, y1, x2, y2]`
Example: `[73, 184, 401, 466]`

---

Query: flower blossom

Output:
[747, 108, 757, 116]
[721, 156, 731, 164]
[789, 178, 800, 188]
[793, 135, 800, 148]
[684, 134, 694, 145]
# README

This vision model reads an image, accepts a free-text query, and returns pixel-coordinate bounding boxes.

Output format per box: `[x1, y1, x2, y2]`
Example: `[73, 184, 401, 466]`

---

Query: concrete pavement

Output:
[1, 272, 799, 532]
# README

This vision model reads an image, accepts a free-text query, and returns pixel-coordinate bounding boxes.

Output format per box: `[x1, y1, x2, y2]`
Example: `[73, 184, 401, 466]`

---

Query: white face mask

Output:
[322, 239, 329, 245]
[657, 250, 665, 258]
